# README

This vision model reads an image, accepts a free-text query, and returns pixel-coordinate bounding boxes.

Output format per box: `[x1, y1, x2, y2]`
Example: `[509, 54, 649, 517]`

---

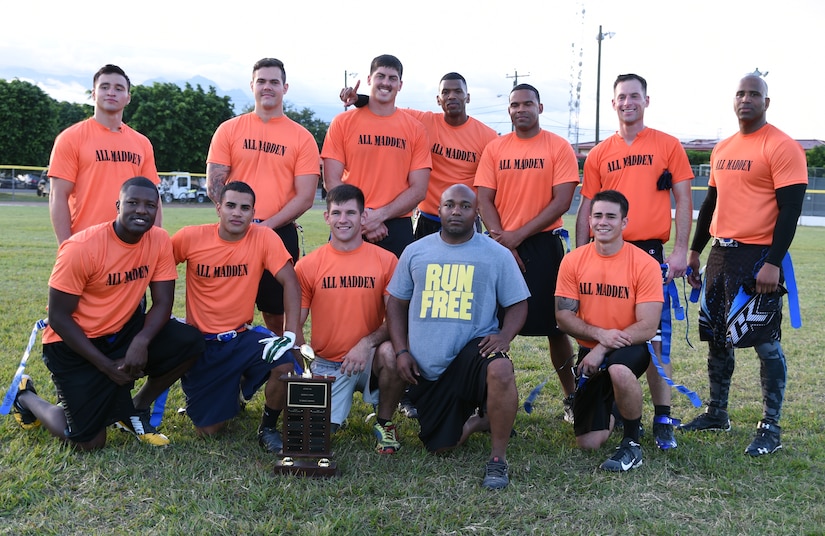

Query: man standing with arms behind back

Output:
[207, 58, 320, 335]
[48, 64, 161, 244]
[575, 73, 693, 450]
[680, 74, 807, 457]
[322, 54, 431, 257]
[475, 83, 579, 421]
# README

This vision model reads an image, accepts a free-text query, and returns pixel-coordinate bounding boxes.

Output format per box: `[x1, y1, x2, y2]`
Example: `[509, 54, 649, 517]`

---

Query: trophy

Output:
[273, 344, 339, 477]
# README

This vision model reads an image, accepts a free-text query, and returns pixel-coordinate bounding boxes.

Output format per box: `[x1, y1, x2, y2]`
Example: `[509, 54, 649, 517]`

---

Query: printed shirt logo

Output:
[419, 264, 474, 320]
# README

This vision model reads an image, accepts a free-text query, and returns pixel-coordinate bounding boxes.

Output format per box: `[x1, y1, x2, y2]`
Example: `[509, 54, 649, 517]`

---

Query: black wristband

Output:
[355, 94, 369, 108]
[395, 348, 410, 358]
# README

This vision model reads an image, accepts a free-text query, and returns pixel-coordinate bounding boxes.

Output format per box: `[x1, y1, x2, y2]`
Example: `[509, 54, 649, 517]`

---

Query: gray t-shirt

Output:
[387, 232, 530, 381]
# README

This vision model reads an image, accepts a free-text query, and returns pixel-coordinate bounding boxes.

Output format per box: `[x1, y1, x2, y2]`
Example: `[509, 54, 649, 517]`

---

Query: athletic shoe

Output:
[257, 426, 284, 453]
[562, 394, 575, 424]
[116, 408, 170, 446]
[482, 456, 510, 490]
[744, 421, 782, 456]
[600, 437, 643, 472]
[398, 394, 419, 419]
[652, 415, 680, 450]
[373, 421, 401, 454]
[678, 407, 731, 432]
[12, 375, 41, 430]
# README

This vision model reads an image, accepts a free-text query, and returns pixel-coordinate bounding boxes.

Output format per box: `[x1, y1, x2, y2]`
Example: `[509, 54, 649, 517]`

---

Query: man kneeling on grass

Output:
[555, 190, 663, 471]
[172, 181, 301, 453]
[12, 177, 204, 450]
[386, 184, 529, 489]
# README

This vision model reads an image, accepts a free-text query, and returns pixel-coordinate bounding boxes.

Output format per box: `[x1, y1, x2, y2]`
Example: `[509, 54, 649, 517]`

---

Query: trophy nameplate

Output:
[273, 345, 339, 478]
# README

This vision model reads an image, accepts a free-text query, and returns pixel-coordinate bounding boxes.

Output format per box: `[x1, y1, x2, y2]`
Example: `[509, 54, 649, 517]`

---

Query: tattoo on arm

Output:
[207, 164, 230, 203]
[557, 297, 579, 314]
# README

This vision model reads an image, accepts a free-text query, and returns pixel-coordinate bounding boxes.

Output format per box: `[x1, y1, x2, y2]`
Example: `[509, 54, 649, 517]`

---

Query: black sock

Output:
[622, 416, 642, 442]
[377, 417, 391, 427]
[261, 406, 281, 429]
[654, 405, 671, 417]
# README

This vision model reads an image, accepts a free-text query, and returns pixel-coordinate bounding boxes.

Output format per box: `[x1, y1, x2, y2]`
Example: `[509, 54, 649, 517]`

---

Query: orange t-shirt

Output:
[556, 242, 663, 348]
[172, 224, 292, 333]
[321, 107, 432, 213]
[295, 242, 397, 362]
[581, 128, 693, 242]
[709, 124, 808, 245]
[43, 223, 177, 344]
[474, 130, 579, 232]
[48, 118, 159, 235]
[207, 113, 320, 220]
[401, 110, 498, 215]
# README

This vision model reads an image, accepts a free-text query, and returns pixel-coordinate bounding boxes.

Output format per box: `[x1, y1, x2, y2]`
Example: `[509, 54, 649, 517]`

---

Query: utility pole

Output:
[506, 69, 530, 131]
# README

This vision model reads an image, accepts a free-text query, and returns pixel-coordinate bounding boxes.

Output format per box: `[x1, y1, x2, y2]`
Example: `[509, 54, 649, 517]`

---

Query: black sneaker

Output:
[398, 393, 418, 419]
[258, 426, 283, 453]
[482, 456, 510, 489]
[12, 375, 41, 430]
[116, 408, 170, 446]
[562, 394, 575, 424]
[653, 415, 680, 450]
[600, 437, 643, 472]
[679, 407, 731, 432]
[744, 421, 782, 456]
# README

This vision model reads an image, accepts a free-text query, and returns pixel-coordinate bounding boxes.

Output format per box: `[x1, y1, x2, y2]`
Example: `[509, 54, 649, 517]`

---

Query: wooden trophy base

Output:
[273, 455, 339, 478]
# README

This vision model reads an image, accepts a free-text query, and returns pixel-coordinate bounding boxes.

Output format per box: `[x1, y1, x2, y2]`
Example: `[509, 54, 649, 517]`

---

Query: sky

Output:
[3, 0, 824, 144]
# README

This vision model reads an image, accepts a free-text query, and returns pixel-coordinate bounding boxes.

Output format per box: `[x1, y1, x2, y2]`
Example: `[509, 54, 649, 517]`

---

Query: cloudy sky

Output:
[3, 0, 823, 142]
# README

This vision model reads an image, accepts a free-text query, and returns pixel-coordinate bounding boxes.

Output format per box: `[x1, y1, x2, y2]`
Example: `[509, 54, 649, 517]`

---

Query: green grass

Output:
[1, 202, 825, 535]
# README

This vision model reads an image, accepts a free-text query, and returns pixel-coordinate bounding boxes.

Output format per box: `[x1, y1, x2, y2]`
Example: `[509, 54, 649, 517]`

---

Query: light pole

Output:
[595, 25, 615, 144]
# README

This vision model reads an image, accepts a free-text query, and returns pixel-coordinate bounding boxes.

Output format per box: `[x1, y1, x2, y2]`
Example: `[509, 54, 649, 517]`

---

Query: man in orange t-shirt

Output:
[48, 64, 161, 244]
[12, 178, 203, 451]
[295, 185, 405, 453]
[576, 73, 694, 450]
[556, 190, 663, 472]
[322, 54, 431, 257]
[681, 75, 808, 457]
[206, 58, 320, 336]
[341, 72, 497, 238]
[475, 83, 579, 419]
[172, 181, 301, 453]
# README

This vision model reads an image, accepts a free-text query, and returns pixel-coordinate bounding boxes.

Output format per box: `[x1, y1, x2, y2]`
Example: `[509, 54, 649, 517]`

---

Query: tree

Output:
[685, 150, 711, 166]
[124, 82, 234, 173]
[284, 103, 328, 151]
[0, 79, 57, 165]
[54, 101, 93, 134]
[806, 145, 825, 168]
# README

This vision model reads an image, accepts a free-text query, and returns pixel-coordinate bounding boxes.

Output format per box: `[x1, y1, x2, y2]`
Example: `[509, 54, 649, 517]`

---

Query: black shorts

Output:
[700, 243, 783, 348]
[513, 231, 565, 337]
[42, 310, 204, 443]
[413, 212, 441, 240]
[407, 337, 510, 452]
[414, 212, 483, 240]
[630, 240, 665, 340]
[372, 217, 413, 258]
[572, 344, 650, 437]
[256, 223, 300, 315]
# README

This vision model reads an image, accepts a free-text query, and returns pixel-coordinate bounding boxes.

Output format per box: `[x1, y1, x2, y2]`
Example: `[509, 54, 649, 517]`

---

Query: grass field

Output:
[1, 199, 824, 535]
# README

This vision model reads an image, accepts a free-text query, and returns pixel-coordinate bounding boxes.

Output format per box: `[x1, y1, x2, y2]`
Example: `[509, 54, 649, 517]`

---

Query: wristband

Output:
[395, 348, 410, 358]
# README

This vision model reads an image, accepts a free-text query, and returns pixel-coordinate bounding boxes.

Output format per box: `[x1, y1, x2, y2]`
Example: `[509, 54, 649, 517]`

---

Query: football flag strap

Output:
[0, 319, 48, 415]
[149, 389, 169, 428]
[782, 252, 802, 329]
[553, 228, 571, 253]
[647, 341, 702, 407]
